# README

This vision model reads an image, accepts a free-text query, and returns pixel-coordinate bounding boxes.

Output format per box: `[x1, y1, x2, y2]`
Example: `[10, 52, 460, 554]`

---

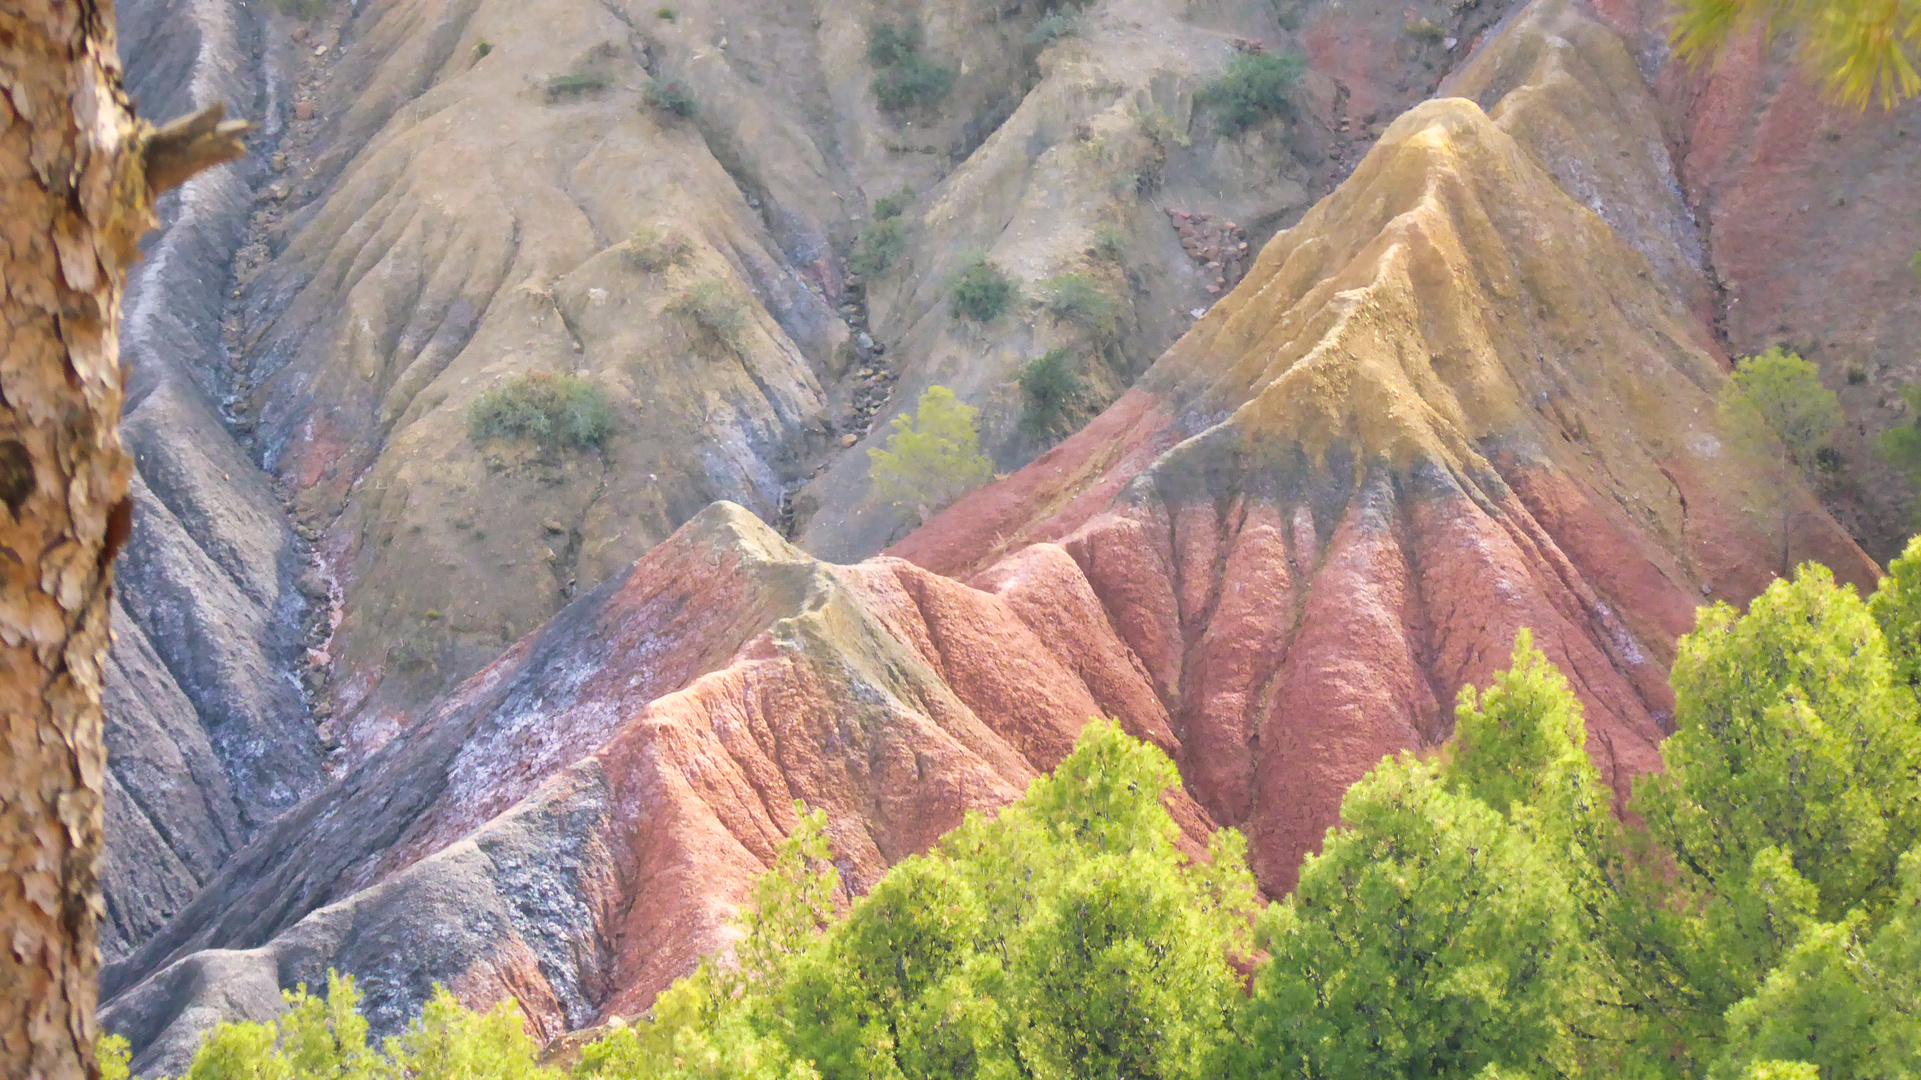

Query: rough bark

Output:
[1, 3, 244, 1078]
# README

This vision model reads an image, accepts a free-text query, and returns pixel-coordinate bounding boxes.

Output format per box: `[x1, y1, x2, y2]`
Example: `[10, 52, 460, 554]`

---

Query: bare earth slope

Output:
[101, 2, 1875, 1072]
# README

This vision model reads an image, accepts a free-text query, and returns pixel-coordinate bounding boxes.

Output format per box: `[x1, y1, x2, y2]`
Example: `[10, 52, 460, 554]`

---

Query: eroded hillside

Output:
[216, 0, 1525, 752]
[99, 0, 1897, 1072]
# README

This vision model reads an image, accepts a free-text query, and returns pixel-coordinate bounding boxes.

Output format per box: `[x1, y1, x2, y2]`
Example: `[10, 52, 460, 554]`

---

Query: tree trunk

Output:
[1, 5, 245, 1078]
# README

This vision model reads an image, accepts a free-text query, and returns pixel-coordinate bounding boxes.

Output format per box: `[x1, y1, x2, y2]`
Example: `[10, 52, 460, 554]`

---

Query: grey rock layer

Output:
[104, 0, 324, 959]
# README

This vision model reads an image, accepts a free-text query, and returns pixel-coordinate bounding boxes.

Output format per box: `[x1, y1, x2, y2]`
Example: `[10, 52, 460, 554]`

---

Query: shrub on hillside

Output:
[644, 78, 697, 118]
[1090, 222, 1127, 263]
[867, 21, 953, 113]
[543, 69, 613, 103]
[1038, 271, 1120, 337]
[1198, 50, 1304, 134]
[1019, 347, 1088, 441]
[865, 21, 922, 67]
[467, 372, 614, 452]
[951, 255, 1019, 323]
[873, 55, 954, 112]
[1880, 385, 1921, 510]
[667, 279, 750, 355]
[848, 185, 915, 277]
[1027, 12, 1080, 47]
[867, 385, 994, 519]
[847, 217, 904, 277]
[624, 226, 692, 273]
[871, 184, 916, 221]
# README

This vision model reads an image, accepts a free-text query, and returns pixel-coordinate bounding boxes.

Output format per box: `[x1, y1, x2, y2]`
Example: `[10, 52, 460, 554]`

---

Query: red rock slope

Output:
[101, 1, 1876, 1072]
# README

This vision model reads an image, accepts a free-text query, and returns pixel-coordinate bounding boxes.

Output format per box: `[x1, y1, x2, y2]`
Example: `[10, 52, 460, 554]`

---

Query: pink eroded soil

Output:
[902, 454, 1687, 890]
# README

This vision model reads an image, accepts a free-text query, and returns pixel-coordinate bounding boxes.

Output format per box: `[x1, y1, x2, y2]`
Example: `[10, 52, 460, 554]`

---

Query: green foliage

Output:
[655, 6, 675, 19]
[866, 22, 953, 113]
[1445, 629, 1591, 816]
[847, 219, 901, 277]
[1876, 384, 1921, 503]
[544, 70, 613, 102]
[667, 280, 750, 355]
[1090, 223, 1126, 263]
[625, 227, 692, 273]
[869, 185, 915, 221]
[468, 373, 615, 452]
[1721, 348, 1842, 475]
[864, 21, 920, 67]
[866, 386, 993, 518]
[1668, 0, 1921, 107]
[1018, 348, 1087, 441]
[950, 255, 1018, 323]
[1711, 864, 1921, 1080]
[99, 1034, 132, 1080]
[1600, 565, 1921, 1073]
[1871, 534, 1921, 696]
[735, 805, 840, 991]
[1720, 348, 1842, 572]
[644, 79, 697, 118]
[872, 57, 954, 112]
[1198, 51, 1305, 135]
[181, 971, 554, 1080]
[849, 186, 916, 276]
[1026, 12, 1080, 47]
[1235, 752, 1588, 1080]
[1641, 565, 1921, 921]
[1037, 272, 1120, 338]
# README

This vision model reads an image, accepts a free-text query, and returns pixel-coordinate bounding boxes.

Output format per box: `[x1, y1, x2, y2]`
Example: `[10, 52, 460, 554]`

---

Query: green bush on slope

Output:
[468, 372, 615, 452]
[865, 21, 953, 114]
[950, 255, 1018, 323]
[1198, 51, 1305, 135]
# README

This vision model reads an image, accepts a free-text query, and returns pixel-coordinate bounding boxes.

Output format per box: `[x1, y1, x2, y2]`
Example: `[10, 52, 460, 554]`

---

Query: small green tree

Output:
[96, 1035, 131, 1080]
[1614, 565, 1921, 1070]
[1719, 348, 1841, 574]
[867, 386, 993, 521]
[644, 79, 697, 118]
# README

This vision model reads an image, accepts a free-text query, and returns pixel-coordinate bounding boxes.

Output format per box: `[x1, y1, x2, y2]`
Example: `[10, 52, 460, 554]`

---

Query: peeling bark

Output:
[1, 3, 244, 1078]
